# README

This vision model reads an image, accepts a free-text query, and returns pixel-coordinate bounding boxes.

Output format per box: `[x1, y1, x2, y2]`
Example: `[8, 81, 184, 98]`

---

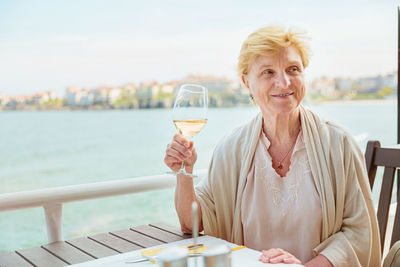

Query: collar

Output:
[260, 127, 305, 154]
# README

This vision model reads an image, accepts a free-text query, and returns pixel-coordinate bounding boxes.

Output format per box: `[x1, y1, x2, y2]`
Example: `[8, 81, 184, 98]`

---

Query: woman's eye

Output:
[288, 66, 300, 72]
[262, 70, 273, 75]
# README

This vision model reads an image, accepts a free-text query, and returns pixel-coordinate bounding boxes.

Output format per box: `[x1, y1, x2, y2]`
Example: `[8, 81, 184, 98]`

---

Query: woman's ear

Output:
[241, 74, 249, 89]
[241, 74, 255, 104]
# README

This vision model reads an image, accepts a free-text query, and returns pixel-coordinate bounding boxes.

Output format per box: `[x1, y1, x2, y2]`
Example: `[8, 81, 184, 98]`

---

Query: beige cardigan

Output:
[195, 106, 381, 267]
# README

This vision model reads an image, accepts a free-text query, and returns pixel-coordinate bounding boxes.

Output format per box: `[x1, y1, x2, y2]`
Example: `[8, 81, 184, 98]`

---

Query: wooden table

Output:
[0, 222, 190, 267]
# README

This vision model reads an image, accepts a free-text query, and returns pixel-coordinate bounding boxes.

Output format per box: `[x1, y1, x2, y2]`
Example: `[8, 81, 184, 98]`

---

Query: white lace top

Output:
[241, 129, 322, 263]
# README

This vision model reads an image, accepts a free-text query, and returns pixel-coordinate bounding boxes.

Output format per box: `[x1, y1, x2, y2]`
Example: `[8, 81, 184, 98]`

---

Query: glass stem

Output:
[180, 160, 185, 171]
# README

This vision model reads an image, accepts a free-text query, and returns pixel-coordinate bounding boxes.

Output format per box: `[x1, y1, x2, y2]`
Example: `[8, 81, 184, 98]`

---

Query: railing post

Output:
[43, 203, 63, 243]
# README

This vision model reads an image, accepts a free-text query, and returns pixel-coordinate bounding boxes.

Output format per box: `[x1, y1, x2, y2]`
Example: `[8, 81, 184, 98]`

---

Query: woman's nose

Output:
[274, 72, 291, 88]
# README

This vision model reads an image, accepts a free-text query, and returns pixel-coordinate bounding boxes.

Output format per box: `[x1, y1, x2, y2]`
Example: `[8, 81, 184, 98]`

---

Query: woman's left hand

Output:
[259, 248, 303, 265]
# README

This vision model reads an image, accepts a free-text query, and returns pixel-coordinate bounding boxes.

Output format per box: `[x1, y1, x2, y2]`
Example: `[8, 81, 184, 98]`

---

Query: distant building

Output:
[334, 78, 353, 92]
[106, 87, 120, 104]
[136, 82, 154, 108]
[382, 72, 396, 91]
[32, 92, 49, 104]
[160, 84, 174, 95]
[0, 94, 10, 106]
[79, 88, 94, 107]
[309, 77, 335, 97]
[175, 74, 240, 107]
[177, 74, 236, 94]
[65, 86, 81, 107]
[355, 76, 383, 94]
[122, 84, 138, 97]
[6, 95, 27, 109]
[48, 91, 61, 101]
[6, 99, 18, 109]
[93, 87, 109, 105]
[150, 83, 161, 96]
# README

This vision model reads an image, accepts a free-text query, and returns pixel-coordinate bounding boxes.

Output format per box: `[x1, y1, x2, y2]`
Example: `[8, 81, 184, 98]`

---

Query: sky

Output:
[0, 0, 398, 96]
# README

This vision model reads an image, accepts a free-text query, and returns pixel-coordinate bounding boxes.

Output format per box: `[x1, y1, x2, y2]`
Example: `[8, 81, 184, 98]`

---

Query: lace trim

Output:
[256, 141, 311, 216]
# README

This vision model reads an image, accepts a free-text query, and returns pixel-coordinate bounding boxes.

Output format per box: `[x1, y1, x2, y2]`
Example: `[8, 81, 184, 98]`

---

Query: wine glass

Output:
[171, 84, 208, 178]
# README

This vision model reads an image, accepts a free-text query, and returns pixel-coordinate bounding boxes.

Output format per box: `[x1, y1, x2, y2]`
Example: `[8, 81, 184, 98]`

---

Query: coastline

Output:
[0, 98, 397, 111]
[307, 98, 397, 106]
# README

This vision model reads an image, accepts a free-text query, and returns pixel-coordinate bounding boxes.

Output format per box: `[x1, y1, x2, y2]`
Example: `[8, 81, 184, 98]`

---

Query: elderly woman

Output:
[164, 25, 381, 266]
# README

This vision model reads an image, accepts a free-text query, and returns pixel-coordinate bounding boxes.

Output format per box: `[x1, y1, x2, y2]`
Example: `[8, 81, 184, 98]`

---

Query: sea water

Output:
[0, 101, 397, 252]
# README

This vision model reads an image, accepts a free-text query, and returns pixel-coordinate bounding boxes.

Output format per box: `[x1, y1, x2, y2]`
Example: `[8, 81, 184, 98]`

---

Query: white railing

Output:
[0, 169, 208, 243]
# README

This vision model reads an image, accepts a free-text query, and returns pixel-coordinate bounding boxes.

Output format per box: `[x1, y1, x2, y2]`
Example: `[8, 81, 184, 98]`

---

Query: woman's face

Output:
[242, 46, 306, 115]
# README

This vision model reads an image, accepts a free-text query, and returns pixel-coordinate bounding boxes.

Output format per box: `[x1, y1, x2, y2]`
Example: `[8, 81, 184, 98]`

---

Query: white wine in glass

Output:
[173, 119, 207, 138]
[171, 84, 208, 177]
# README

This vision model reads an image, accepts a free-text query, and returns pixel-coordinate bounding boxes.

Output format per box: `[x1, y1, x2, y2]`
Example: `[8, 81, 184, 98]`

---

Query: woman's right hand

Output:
[259, 248, 303, 265]
[164, 134, 197, 174]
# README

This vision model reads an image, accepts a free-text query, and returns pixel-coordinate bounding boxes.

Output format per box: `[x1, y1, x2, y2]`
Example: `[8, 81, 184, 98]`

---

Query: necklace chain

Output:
[276, 130, 300, 170]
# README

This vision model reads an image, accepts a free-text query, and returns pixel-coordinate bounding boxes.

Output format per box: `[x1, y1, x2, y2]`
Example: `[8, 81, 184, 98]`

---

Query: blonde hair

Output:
[238, 25, 311, 76]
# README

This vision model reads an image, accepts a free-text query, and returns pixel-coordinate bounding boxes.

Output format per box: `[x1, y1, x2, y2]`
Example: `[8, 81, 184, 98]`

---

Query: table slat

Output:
[16, 247, 68, 267]
[66, 237, 119, 258]
[0, 252, 33, 267]
[149, 222, 192, 238]
[42, 242, 95, 264]
[1, 222, 188, 267]
[111, 229, 164, 247]
[88, 233, 141, 253]
[131, 225, 184, 243]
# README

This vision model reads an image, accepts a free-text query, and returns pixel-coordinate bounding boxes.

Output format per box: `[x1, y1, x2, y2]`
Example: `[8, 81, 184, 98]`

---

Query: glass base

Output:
[167, 169, 197, 178]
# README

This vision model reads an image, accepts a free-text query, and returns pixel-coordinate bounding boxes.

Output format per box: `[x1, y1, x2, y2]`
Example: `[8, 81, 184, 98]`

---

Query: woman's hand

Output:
[165, 134, 202, 234]
[259, 248, 303, 265]
[164, 134, 197, 173]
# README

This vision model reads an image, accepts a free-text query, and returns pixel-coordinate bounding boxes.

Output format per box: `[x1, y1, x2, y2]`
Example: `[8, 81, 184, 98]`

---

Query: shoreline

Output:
[0, 98, 397, 111]
[307, 98, 397, 106]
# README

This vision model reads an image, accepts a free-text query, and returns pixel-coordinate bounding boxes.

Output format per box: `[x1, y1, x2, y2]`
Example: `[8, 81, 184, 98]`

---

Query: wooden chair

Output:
[365, 140, 400, 254]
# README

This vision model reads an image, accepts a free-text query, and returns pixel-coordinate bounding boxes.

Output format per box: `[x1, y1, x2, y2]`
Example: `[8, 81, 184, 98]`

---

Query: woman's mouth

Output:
[271, 92, 294, 97]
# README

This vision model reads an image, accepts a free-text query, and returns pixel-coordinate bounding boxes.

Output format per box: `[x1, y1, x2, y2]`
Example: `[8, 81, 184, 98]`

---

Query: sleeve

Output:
[194, 136, 240, 241]
[195, 154, 218, 237]
[315, 177, 370, 266]
[314, 136, 380, 267]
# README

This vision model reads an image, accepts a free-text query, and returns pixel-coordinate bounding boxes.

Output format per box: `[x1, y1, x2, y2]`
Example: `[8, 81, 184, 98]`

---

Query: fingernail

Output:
[185, 151, 190, 156]
[184, 142, 189, 147]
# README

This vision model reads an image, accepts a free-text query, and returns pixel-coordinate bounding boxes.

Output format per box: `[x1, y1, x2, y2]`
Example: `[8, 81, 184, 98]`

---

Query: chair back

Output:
[365, 140, 400, 253]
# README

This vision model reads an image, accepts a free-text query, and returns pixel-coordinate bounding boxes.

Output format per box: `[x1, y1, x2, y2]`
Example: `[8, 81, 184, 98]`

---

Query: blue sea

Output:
[0, 101, 397, 252]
